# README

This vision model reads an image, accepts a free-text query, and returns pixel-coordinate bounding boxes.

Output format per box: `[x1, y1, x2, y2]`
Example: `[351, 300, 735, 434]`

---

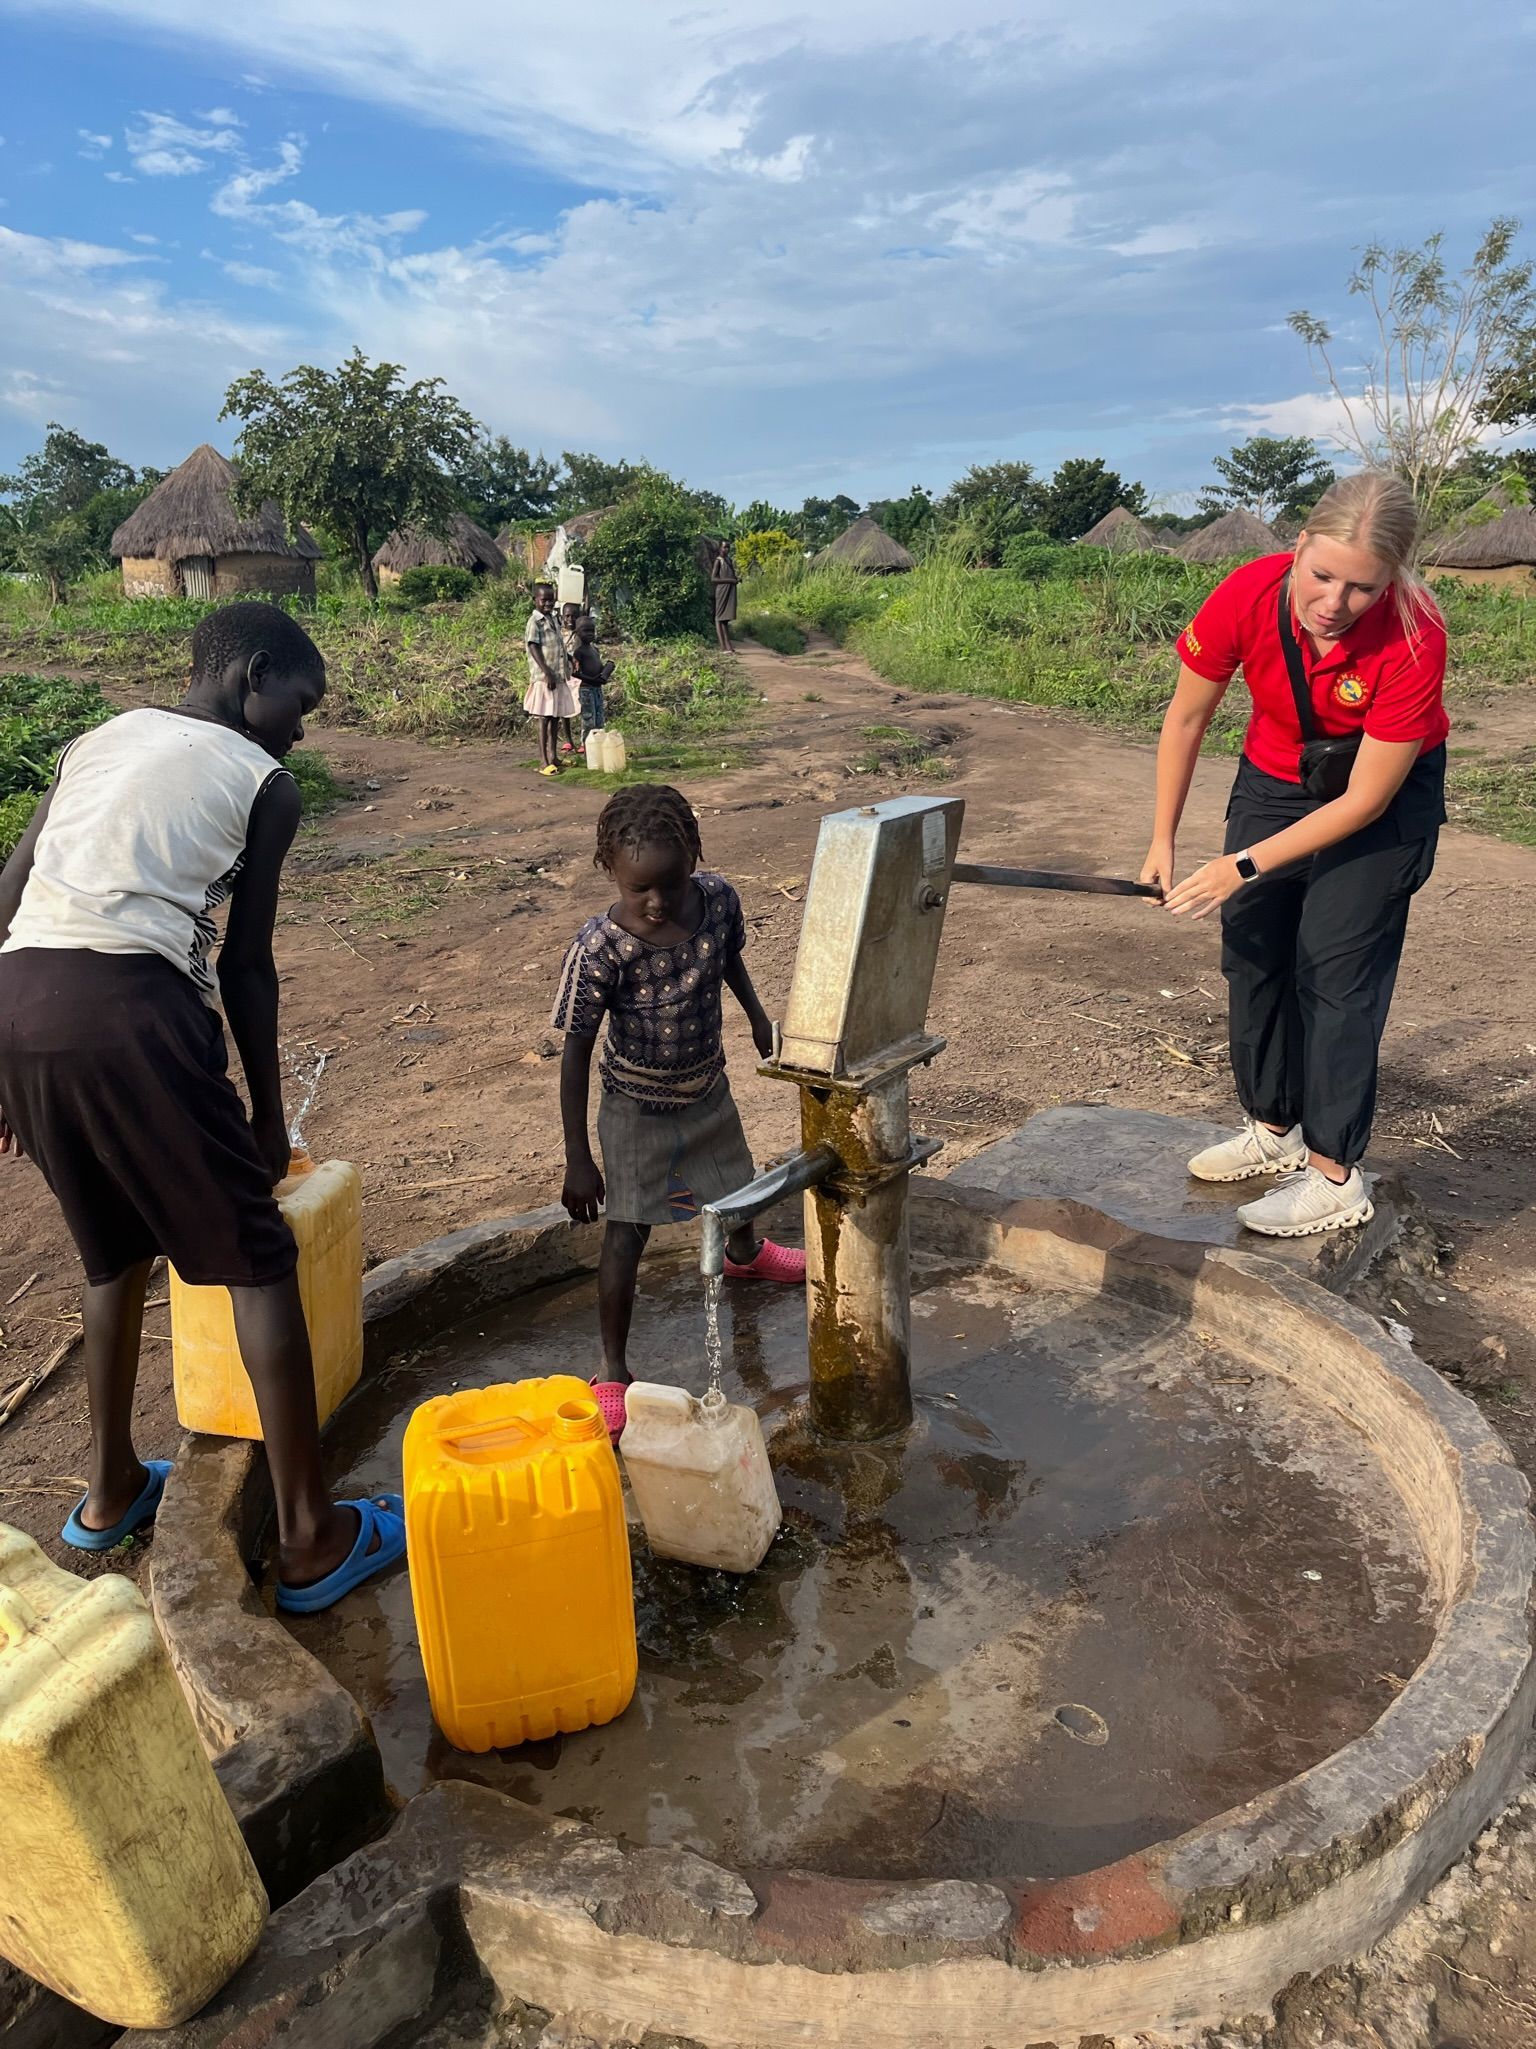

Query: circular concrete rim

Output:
[149, 1175, 1535, 2027]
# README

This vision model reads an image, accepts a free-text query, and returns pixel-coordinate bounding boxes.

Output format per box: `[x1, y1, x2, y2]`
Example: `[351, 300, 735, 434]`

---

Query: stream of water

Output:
[703, 1272, 724, 1400]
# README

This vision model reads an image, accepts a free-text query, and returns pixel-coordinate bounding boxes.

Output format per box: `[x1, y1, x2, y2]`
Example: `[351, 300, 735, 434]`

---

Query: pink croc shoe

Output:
[723, 1239, 806, 1285]
[589, 1380, 629, 1444]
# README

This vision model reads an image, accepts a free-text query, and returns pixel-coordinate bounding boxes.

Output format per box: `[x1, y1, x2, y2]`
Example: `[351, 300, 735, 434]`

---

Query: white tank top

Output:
[3, 708, 291, 1003]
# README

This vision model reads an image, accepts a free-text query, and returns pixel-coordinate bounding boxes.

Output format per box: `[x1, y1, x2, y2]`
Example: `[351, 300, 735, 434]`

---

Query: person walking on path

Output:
[710, 540, 738, 653]
[525, 581, 579, 775]
[1140, 471, 1449, 1239]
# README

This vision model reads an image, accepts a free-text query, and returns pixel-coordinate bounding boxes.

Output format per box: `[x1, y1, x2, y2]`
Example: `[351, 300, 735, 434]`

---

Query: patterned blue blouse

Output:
[550, 873, 746, 1109]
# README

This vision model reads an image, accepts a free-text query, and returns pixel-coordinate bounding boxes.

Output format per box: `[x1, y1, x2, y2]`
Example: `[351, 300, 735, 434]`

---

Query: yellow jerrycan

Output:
[169, 1147, 363, 1439]
[0, 1524, 267, 2028]
[403, 1376, 637, 1752]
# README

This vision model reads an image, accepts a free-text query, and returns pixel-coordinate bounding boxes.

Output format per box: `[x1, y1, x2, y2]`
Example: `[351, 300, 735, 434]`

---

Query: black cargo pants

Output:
[1219, 748, 1445, 1168]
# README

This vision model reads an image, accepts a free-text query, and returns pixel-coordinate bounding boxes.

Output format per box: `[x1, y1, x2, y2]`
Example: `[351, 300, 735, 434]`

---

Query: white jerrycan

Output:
[584, 728, 606, 771]
[621, 1384, 782, 1573]
[599, 728, 627, 774]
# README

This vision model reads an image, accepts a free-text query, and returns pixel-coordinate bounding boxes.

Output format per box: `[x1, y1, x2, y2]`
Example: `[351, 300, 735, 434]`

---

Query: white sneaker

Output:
[1237, 1165, 1373, 1238]
[1187, 1117, 1306, 1184]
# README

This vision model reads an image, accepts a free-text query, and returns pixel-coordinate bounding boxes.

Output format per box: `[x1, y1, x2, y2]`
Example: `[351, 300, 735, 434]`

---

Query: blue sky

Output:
[1, 0, 1533, 509]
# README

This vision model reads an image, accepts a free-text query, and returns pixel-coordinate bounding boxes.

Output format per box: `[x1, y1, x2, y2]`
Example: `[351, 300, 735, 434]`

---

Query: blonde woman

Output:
[1140, 473, 1448, 1237]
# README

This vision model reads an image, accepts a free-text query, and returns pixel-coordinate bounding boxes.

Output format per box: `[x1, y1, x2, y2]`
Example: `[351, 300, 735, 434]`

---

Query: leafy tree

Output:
[734, 498, 795, 536]
[793, 494, 860, 549]
[1290, 218, 1536, 516]
[867, 486, 937, 555]
[1476, 321, 1536, 495]
[221, 349, 477, 599]
[577, 474, 711, 637]
[556, 452, 644, 519]
[1197, 436, 1335, 524]
[2, 507, 95, 607]
[937, 463, 1047, 562]
[455, 434, 559, 531]
[0, 423, 159, 585]
[0, 423, 137, 520]
[1040, 457, 1149, 541]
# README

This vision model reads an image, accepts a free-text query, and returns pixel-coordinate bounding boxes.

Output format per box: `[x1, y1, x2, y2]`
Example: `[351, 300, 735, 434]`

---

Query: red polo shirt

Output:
[1176, 553, 1450, 784]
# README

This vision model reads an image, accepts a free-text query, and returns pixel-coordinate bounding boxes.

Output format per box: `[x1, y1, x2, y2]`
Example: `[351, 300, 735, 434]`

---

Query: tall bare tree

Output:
[1289, 220, 1536, 520]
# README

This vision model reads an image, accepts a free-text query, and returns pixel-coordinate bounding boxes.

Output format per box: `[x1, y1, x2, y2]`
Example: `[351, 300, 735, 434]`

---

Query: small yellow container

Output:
[169, 1149, 363, 1440]
[403, 1376, 637, 1752]
[0, 1524, 267, 2028]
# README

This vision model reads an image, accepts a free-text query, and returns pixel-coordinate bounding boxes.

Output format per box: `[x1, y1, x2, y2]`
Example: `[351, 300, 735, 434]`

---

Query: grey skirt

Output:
[597, 1073, 754, 1226]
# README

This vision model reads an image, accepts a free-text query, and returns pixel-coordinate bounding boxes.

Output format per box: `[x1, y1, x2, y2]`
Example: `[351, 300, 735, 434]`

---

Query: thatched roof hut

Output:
[1176, 508, 1281, 564]
[1077, 505, 1160, 552]
[1426, 491, 1536, 590]
[372, 513, 505, 584]
[815, 515, 915, 574]
[110, 443, 321, 600]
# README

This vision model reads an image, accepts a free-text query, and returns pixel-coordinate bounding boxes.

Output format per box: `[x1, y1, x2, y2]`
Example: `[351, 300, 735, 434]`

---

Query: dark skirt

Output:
[597, 1073, 755, 1226]
[713, 576, 739, 625]
[0, 948, 297, 1286]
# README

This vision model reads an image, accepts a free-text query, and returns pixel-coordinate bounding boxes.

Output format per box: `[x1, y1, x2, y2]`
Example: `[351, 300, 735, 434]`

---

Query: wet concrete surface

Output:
[290, 1252, 1433, 1883]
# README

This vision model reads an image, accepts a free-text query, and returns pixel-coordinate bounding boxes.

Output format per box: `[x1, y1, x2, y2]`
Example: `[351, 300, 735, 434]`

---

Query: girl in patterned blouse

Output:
[552, 784, 805, 1440]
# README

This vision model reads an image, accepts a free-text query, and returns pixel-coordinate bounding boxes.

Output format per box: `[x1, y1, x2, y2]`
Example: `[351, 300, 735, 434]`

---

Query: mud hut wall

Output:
[213, 553, 318, 599]
[120, 555, 177, 598]
[1428, 563, 1535, 592]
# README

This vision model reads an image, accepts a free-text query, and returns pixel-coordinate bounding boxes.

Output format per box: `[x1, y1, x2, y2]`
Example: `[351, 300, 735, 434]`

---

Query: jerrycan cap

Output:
[550, 1397, 606, 1444]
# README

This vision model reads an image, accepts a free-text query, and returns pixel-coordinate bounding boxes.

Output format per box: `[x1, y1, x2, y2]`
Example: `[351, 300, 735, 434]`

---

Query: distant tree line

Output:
[6, 216, 1534, 605]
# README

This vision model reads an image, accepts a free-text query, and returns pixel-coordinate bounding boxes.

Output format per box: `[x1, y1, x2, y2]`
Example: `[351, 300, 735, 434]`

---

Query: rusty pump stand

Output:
[699, 797, 1154, 1444]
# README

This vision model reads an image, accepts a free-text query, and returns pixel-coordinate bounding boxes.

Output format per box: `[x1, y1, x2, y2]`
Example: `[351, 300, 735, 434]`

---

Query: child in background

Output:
[0, 602, 405, 1610]
[553, 784, 804, 1440]
[524, 582, 578, 775]
[572, 616, 615, 744]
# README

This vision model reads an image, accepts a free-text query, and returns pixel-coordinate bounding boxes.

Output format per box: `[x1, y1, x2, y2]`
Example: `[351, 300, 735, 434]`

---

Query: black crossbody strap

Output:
[1276, 573, 1319, 743]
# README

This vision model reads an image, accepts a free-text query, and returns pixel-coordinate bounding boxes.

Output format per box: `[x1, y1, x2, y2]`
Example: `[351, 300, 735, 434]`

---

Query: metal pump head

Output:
[776, 796, 964, 1079]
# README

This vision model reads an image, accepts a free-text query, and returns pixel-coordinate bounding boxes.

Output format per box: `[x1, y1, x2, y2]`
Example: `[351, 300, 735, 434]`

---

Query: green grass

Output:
[0, 673, 115, 856]
[1446, 754, 1536, 844]
[737, 608, 806, 655]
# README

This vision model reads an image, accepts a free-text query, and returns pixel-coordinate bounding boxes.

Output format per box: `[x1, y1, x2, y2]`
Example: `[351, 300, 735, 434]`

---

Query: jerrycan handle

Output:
[0, 1587, 39, 1648]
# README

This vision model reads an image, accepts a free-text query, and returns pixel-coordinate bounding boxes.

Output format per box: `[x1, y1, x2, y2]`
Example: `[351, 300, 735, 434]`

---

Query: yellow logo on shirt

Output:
[1333, 673, 1366, 707]
[1185, 629, 1202, 655]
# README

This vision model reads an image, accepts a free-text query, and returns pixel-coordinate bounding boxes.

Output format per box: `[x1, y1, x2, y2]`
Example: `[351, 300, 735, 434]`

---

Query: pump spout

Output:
[700, 1147, 839, 1278]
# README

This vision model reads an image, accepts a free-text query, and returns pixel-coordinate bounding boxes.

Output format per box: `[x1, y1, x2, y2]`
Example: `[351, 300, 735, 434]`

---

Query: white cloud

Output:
[125, 108, 243, 177]
[0, 223, 288, 459]
[77, 130, 113, 158]
[103, 169, 134, 183]
[205, 252, 282, 288]
[196, 107, 243, 126]
[128, 231, 159, 245]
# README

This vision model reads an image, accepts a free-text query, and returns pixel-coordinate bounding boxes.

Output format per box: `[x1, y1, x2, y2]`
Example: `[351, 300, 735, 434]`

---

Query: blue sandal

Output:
[276, 1494, 407, 1615]
[62, 1459, 173, 1552]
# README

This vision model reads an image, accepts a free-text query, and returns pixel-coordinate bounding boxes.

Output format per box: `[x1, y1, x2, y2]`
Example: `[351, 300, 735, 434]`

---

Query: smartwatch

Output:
[1234, 848, 1259, 883]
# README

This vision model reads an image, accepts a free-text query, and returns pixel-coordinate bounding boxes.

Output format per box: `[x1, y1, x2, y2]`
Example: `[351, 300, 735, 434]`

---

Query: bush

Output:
[580, 478, 711, 638]
[735, 528, 802, 576]
[396, 564, 476, 606]
[1000, 536, 1074, 581]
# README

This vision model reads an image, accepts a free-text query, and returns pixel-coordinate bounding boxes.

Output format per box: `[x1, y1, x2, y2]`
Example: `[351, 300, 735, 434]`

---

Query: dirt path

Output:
[2, 639, 1533, 1552]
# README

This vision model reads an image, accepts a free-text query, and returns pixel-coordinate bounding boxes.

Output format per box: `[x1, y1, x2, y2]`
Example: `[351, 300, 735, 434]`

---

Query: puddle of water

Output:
[291, 1251, 1433, 1882]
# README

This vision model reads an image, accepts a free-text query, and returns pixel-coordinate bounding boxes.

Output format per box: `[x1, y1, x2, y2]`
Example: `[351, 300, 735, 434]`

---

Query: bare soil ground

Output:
[1, 637, 1533, 2042]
